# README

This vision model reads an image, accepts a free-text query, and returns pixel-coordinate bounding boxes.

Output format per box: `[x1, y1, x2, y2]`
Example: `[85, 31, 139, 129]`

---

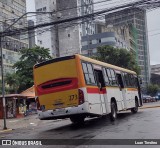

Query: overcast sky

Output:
[26, 0, 160, 65]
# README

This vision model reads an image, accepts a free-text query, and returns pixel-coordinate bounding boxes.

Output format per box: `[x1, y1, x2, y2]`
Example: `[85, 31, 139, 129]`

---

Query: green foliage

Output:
[5, 73, 20, 93]
[5, 46, 52, 93]
[92, 45, 140, 74]
[146, 84, 160, 96]
[0, 80, 12, 95]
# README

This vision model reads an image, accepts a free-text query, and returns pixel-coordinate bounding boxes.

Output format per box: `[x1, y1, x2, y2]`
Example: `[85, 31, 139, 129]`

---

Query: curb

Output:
[0, 128, 13, 133]
[140, 105, 160, 109]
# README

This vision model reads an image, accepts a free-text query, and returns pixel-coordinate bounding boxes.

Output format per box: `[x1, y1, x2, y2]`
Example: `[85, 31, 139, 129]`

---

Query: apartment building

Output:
[105, 8, 150, 88]
[82, 22, 138, 59]
[0, 0, 28, 76]
[35, 0, 95, 57]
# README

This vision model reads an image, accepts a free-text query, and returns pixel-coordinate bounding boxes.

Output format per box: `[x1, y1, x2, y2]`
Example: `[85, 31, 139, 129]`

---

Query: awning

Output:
[0, 94, 27, 99]
[20, 86, 36, 98]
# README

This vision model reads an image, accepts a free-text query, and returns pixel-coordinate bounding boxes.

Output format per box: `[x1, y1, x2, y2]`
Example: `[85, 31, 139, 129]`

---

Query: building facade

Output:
[105, 8, 150, 88]
[0, 0, 28, 76]
[35, 0, 95, 57]
[35, 0, 56, 56]
[151, 64, 160, 75]
[82, 22, 138, 59]
[28, 20, 35, 48]
[81, 31, 129, 56]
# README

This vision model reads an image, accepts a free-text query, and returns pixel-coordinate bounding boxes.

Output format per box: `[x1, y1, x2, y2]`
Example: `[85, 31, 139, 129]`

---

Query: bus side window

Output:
[123, 73, 129, 87]
[82, 62, 96, 85]
[130, 74, 136, 87]
[106, 68, 112, 86]
[103, 68, 109, 86]
[110, 69, 118, 86]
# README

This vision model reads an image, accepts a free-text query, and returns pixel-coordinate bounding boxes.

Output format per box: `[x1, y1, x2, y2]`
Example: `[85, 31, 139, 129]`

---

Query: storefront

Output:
[0, 94, 28, 119]
[20, 86, 36, 115]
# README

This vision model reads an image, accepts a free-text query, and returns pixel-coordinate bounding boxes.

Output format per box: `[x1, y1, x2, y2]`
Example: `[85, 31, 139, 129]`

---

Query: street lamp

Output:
[0, 11, 53, 130]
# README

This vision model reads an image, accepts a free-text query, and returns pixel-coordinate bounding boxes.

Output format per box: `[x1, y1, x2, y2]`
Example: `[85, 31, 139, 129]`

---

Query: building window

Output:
[43, 7, 46, 11]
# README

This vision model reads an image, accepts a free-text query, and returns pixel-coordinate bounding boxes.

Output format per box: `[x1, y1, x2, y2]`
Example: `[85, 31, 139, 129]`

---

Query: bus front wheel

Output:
[70, 115, 85, 124]
[131, 100, 138, 113]
[109, 101, 117, 121]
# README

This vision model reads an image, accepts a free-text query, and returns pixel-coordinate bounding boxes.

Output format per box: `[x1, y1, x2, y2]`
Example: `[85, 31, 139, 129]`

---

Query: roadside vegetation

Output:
[92, 45, 141, 75]
[3, 46, 52, 93]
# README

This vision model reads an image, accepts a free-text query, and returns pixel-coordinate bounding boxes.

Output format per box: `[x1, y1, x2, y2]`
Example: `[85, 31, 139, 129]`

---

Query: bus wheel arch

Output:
[109, 98, 118, 121]
[131, 97, 138, 113]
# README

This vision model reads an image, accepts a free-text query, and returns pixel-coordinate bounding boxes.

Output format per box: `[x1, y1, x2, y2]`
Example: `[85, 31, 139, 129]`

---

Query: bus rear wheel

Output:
[131, 100, 138, 113]
[70, 115, 85, 124]
[109, 101, 117, 121]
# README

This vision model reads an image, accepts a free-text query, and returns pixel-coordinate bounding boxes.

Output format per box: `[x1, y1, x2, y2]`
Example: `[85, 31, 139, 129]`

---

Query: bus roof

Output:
[76, 54, 137, 75]
[34, 54, 137, 75]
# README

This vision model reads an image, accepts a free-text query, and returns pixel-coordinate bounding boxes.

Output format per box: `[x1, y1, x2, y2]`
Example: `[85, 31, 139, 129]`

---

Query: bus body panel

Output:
[106, 87, 124, 111]
[38, 89, 78, 110]
[34, 58, 80, 110]
[34, 59, 77, 86]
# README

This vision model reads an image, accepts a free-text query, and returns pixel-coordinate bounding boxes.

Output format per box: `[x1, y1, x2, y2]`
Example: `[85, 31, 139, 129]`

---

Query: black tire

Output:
[109, 101, 117, 121]
[70, 115, 85, 124]
[131, 100, 138, 113]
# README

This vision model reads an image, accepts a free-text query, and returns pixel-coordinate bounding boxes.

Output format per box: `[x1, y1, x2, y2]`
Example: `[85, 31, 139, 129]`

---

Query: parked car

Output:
[142, 95, 156, 103]
[142, 95, 151, 103]
[155, 96, 160, 101]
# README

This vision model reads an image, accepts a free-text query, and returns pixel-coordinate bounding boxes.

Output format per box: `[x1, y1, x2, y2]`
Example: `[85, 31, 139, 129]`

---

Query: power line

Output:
[1, 0, 156, 37]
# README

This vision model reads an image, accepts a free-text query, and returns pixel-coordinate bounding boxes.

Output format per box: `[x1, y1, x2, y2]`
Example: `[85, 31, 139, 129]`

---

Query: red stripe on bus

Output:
[87, 87, 106, 94]
[37, 78, 78, 96]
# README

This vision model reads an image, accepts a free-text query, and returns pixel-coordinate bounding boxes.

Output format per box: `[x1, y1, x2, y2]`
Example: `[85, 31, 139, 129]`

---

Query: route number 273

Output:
[69, 94, 78, 101]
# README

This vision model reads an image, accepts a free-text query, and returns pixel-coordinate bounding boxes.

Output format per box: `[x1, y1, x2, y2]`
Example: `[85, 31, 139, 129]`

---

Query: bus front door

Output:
[116, 73, 127, 109]
[94, 70, 107, 114]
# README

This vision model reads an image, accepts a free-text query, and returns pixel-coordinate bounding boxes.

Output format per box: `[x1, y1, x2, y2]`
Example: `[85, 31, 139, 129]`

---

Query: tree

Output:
[12, 46, 52, 92]
[92, 45, 140, 74]
[5, 73, 20, 93]
[146, 84, 160, 96]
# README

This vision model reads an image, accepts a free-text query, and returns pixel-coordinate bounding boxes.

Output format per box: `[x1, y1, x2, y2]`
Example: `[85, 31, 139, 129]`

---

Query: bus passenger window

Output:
[106, 68, 112, 85]
[82, 62, 96, 85]
[94, 70, 105, 88]
[103, 68, 110, 86]
[110, 69, 118, 86]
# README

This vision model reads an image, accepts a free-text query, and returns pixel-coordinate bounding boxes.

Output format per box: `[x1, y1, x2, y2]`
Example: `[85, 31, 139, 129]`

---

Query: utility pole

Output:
[0, 35, 7, 130]
[54, 7, 61, 57]
[55, 24, 60, 57]
[0, 11, 53, 130]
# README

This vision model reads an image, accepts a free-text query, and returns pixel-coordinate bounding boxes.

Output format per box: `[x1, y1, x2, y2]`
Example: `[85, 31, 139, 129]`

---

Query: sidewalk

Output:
[0, 114, 40, 133]
[140, 101, 160, 109]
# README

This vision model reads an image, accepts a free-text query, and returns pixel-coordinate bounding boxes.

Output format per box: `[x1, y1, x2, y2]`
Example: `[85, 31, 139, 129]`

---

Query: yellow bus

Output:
[33, 54, 142, 123]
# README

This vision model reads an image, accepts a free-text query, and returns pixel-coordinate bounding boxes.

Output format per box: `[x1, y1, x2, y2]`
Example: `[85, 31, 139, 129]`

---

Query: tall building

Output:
[81, 31, 129, 56]
[82, 21, 138, 59]
[35, 0, 95, 57]
[28, 20, 35, 48]
[35, 0, 56, 56]
[105, 8, 150, 88]
[0, 0, 28, 76]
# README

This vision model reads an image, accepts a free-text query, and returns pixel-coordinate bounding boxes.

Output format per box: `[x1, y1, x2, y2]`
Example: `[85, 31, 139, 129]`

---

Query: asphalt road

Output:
[1, 108, 160, 148]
